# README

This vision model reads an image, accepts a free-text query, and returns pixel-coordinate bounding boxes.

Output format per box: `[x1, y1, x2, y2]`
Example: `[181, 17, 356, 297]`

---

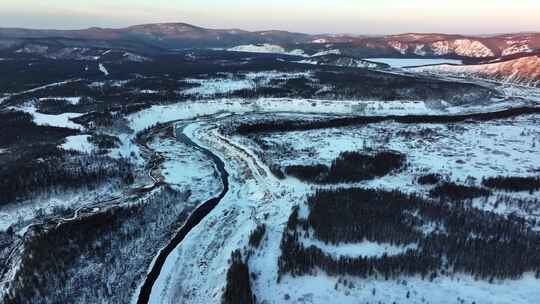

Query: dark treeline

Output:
[37, 97, 94, 115]
[0, 110, 78, 147]
[235, 106, 540, 135]
[249, 224, 267, 249]
[429, 182, 491, 201]
[222, 250, 255, 304]
[88, 134, 121, 152]
[278, 188, 540, 282]
[71, 103, 151, 129]
[285, 151, 405, 184]
[306, 189, 422, 245]
[417, 173, 443, 185]
[313, 70, 493, 103]
[483, 176, 540, 193]
[0, 59, 94, 93]
[279, 232, 440, 282]
[0, 147, 134, 204]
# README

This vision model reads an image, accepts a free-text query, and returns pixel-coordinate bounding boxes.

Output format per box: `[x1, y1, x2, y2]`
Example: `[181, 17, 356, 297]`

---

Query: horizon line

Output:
[1, 21, 538, 37]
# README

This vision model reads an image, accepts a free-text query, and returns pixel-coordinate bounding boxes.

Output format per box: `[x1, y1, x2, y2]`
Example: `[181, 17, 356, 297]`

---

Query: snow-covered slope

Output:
[411, 55, 540, 87]
[227, 44, 307, 56]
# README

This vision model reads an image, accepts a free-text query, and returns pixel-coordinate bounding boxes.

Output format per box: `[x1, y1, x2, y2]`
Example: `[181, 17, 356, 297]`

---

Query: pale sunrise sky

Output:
[1, 0, 539, 34]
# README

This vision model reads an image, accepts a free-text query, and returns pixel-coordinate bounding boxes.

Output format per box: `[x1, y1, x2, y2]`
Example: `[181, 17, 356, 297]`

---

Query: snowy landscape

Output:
[1, 16, 540, 304]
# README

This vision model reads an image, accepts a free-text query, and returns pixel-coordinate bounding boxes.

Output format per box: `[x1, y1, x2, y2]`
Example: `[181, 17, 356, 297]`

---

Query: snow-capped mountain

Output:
[411, 54, 540, 87]
[333, 33, 540, 59]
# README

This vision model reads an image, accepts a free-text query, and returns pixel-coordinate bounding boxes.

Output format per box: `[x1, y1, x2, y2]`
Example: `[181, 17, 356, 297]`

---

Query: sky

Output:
[1, 0, 539, 35]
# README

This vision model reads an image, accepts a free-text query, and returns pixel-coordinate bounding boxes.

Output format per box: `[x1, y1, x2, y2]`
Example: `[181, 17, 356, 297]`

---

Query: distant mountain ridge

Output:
[411, 54, 540, 87]
[1, 23, 539, 59]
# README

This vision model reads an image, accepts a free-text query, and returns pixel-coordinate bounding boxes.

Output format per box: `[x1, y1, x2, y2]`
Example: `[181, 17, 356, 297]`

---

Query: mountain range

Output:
[1, 23, 539, 60]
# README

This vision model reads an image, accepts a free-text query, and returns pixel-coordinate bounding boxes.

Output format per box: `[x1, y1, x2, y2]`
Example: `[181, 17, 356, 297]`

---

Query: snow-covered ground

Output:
[259, 272, 539, 304]
[227, 44, 344, 58]
[127, 95, 533, 135]
[145, 110, 540, 304]
[368, 58, 463, 68]
[59, 135, 94, 153]
[228, 44, 307, 56]
[39, 96, 82, 105]
[99, 63, 109, 76]
[147, 134, 222, 198]
[15, 103, 85, 130]
[252, 114, 540, 183]
[181, 71, 312, 97]
[5, 65, 540, 302]
[141, 119, 290, 304]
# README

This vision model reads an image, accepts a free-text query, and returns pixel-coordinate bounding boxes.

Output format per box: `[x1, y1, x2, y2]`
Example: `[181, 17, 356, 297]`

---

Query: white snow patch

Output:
[312, 38, 329, 44]
[228, 44, 306, 56]
[388, 41, 409, 54]
[502, 44, 532, 56]
[140, 89, 159, 94]
[59, 135, 94, 153]
[39, 96, 82, 105]
[16, 104, 85, 130]
[414, 44, 426, 56]
[181, 71, 312, 97]
[98, 63, 109, 76]
[183, 79, 254, 96]
[311, 49, 342, 57]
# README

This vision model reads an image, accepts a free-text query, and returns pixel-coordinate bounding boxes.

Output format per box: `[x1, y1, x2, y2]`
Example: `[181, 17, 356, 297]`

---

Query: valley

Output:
[0, 24, 539, 303]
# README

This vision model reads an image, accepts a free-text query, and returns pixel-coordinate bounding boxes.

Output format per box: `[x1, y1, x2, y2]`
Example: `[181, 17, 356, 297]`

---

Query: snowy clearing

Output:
[59, 135, 94, 153]
[16, 104, 85, 130]
[227, 44, 306, 56]
[39, 96, 82, 105]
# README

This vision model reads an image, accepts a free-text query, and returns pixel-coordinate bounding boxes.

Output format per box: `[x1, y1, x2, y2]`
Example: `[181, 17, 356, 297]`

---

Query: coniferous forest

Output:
[278, 188, 540, 282]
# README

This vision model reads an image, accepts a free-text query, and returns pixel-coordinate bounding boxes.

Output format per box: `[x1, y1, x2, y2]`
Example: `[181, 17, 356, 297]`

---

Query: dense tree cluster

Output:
[88, 134, 121, 151]
[268, 164, 286, 180]
[278, 188, 540, 282]
[0, 60, 94, 93]
[285, 151, 405, 184]
[306, 188, 422, 245]
[417, 173, 443, 185]
[0, 111, 77, 147]
[37, 97, 93, 115]
[482, 176, 540, 193]
[249, 224, 267, 249]
[235, 106, 540, 135]
[72, 103, 150, 129]
[222, 250, 255, 304]
[429, 182, 491, 201]
[279, 232, 440, 282]
[314, 70, 493, 103]
[2, 186, 193, 304]
[0, 147, 134, 204]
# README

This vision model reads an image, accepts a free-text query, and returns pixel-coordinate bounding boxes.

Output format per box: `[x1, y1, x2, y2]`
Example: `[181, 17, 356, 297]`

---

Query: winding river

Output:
[136, 123, 230, 304]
